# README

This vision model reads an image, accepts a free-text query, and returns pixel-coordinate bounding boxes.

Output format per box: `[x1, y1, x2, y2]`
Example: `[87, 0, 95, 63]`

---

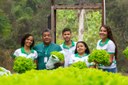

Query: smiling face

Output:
[24, 36, 34, 47]
[42, 32, 52, 45]
[62, 31, 71, 42]
[76, 43, 86, 55]
[99, 26, 108, 40]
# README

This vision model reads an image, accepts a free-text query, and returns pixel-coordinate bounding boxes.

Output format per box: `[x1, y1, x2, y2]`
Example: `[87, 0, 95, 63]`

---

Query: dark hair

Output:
[62, 28, 71, 34]
[42, 29, 51, 35]
[75, 41, 90, 54]
[21, 33, 34, 48]
[100, 25, 118, 59]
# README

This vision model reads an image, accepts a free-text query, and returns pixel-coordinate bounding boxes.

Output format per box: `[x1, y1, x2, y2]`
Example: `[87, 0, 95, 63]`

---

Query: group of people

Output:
[13, 25, 118, 73]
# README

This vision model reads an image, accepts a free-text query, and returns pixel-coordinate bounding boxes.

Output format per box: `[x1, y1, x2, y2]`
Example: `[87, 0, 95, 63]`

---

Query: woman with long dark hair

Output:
[96, 25, 118, 73]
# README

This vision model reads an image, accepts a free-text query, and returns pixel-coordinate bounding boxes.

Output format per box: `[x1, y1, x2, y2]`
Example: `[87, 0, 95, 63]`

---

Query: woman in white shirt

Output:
[96, 25, 118, 73]
[13, 33, 38, 61]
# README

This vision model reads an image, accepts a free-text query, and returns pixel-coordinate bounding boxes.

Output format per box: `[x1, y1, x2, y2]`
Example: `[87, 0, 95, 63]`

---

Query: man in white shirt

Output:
[60, 28, 77, 67]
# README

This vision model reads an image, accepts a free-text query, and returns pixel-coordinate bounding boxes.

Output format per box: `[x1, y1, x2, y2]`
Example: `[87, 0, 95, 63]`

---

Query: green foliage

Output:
[123, 47, 128, 59]
[0, 67, 128, 85]
[70, 61, 87, 69]
[13, 57, 36, 73]
[106, 0, 128, 72]
[0, 9, 11, 38]
[88, 49, 110, 66]
[51, 51, 64, 61]
[56, 10, 78, 44]
[56, 10, 101, 51]
[11, 2, 33, 22]
[83, 11, 101, 51]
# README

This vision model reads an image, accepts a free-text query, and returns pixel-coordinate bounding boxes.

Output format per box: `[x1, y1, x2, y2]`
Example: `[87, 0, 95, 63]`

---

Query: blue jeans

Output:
[102, 67, 117, 73]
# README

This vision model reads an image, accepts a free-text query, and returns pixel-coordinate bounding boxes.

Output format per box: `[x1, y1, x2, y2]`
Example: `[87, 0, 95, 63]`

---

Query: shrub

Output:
[123, 47, 128, 59]
[88, 49, 110, 66]
[13, 57, 36, 73]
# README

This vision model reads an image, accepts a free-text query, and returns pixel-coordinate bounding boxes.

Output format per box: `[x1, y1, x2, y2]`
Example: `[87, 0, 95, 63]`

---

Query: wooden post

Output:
[51, 0, 56, 43]
[51, 6, 55, 42]
[102, 0, 106, 25]
[54, 10, 56, 43]
[51, 0, 54, 5]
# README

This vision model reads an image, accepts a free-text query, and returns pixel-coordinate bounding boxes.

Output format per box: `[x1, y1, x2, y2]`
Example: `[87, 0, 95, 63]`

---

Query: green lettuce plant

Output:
[123, 47, 128, 59]
[1, 67, 128, 85]
[70, 61, 87, 69]
[13, 57, 36, 73]
[50, 51, 64, 61]
[88, 49, 110, 66]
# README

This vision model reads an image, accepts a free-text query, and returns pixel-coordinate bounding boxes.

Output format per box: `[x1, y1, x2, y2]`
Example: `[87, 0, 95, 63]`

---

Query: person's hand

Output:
[54, 61, 64, 69]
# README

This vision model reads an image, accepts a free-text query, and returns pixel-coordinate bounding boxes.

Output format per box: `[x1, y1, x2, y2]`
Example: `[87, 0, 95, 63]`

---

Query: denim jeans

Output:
[102, 67, 117, 73]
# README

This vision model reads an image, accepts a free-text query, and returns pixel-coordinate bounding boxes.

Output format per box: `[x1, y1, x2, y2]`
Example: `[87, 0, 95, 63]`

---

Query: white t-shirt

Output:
[96, 39, 116, 69]
[60, 41, 77, 67]
[69, 54, 91, 67]
[13, 47, 38, 60]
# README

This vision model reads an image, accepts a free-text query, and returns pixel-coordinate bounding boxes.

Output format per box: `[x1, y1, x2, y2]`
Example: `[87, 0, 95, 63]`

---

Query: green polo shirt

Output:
[34, 42, 62, 70]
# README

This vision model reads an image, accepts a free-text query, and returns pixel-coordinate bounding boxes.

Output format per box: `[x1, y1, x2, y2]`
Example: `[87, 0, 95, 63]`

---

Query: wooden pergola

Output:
[50, 0, 106, 42]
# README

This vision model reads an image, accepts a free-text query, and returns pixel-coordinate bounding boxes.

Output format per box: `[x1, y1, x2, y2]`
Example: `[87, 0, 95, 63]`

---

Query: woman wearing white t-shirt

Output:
[13, 33, 38, 62]
[96, 25, 117, 73]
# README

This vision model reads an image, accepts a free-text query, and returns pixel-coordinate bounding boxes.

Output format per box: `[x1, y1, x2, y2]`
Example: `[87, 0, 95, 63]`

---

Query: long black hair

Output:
[75, 41, 90, 54]
[21, 33, 35, 49]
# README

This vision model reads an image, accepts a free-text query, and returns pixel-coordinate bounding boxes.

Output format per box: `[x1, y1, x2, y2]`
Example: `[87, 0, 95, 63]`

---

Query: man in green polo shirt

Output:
[60, 28, 77, 67]
[34, 29, 62, 70]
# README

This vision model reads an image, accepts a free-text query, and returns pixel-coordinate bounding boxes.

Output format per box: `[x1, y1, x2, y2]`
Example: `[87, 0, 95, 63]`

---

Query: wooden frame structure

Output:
[50, 0, 105, 42]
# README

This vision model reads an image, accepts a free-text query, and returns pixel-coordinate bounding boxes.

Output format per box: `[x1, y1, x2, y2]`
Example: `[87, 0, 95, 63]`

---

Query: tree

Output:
[106, 0, 128, 72]
[78, 9, 85, 41]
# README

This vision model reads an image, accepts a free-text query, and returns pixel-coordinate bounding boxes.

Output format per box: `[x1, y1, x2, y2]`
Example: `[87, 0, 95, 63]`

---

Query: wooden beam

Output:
[102, 0, 106, 25]
[53, 3, 102, 9]
[51, 6, 55, 42]
[50, 2, 103, 43]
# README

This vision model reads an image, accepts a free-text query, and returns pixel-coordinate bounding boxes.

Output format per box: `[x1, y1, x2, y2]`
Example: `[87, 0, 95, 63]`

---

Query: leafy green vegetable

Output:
[13, 57, 36, 73]
[50, 51, 64, 61]
[0, 67, 128, 85]
[70, 61, 87, 69]
[123, 47, 128, 59]
[88, 49, 110, 66]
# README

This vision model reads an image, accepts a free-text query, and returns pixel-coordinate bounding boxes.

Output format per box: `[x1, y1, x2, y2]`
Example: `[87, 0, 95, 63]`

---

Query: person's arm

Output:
[109, 54, 114, 64]
[86, 57, 96, 68]
[108, 41, 116, 65]
[34, 59, 37, 64]
[12, 49, 19, 59]
[88, 62, 96, 68]
[33, 50, 38, 69]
